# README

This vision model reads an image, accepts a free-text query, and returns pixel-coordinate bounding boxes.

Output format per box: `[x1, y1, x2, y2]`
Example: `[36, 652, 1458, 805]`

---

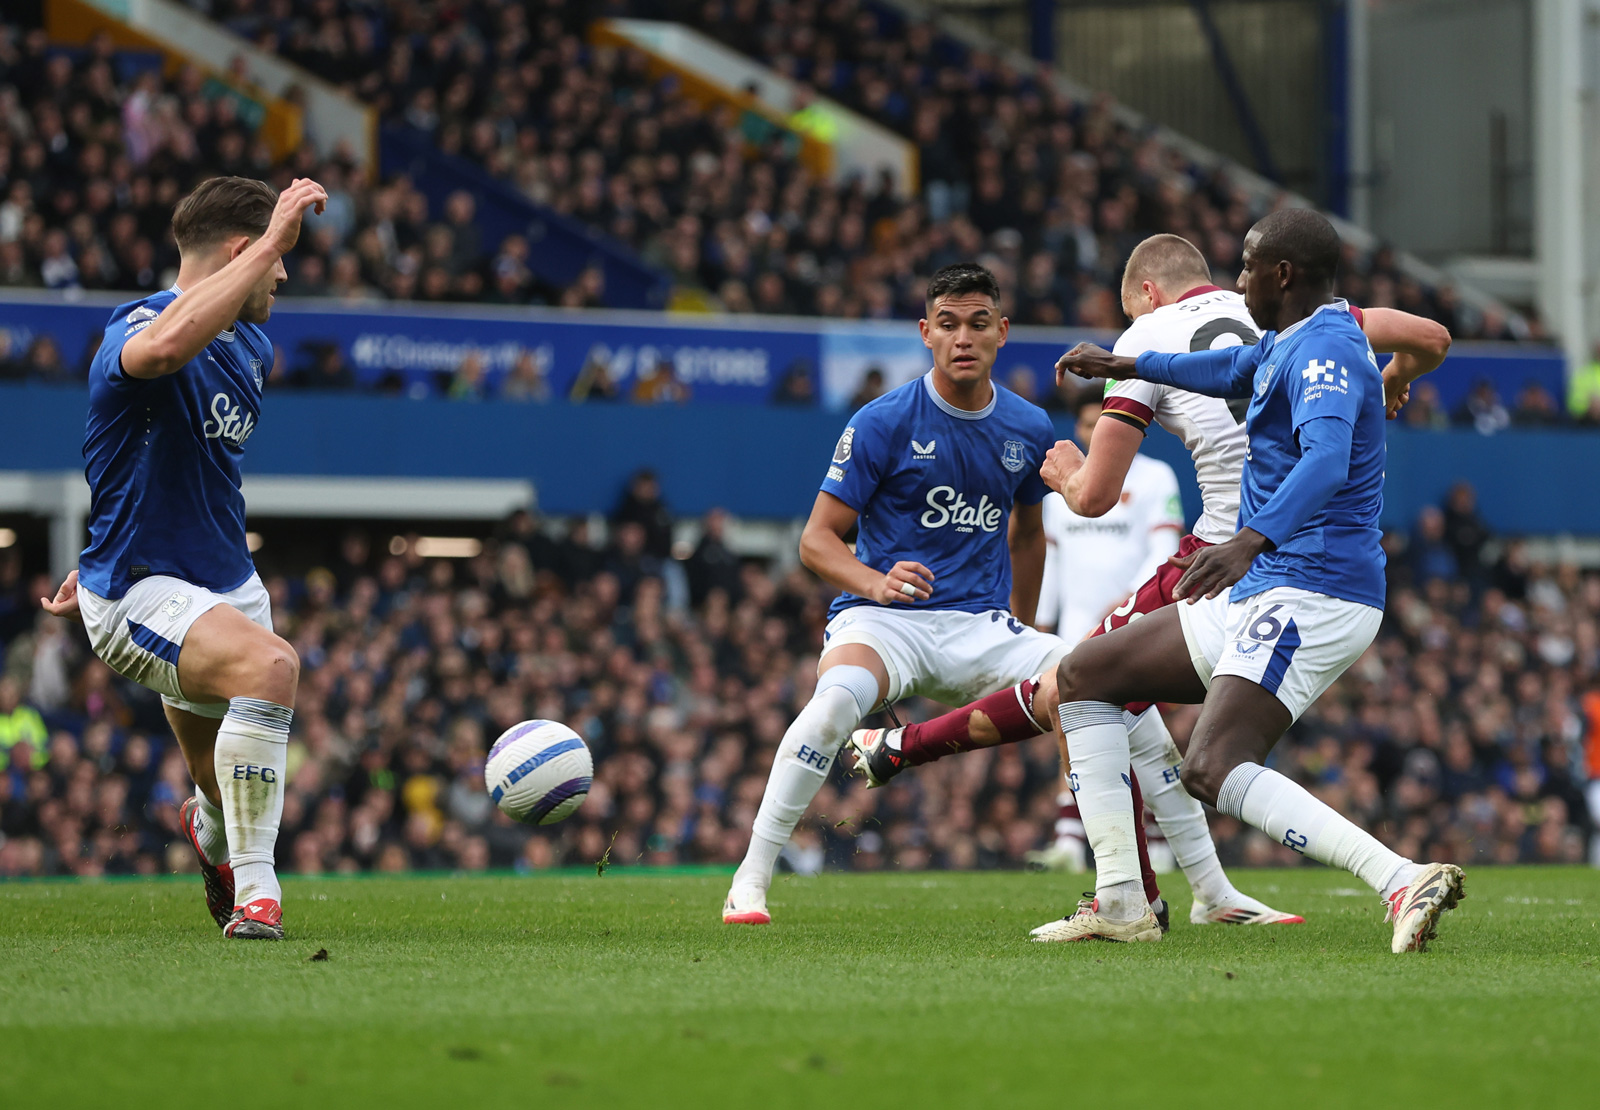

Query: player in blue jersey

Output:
[41, 175, 328, 940]
[1047, 209, 1464, 953]
[724, 263, 1060, 924]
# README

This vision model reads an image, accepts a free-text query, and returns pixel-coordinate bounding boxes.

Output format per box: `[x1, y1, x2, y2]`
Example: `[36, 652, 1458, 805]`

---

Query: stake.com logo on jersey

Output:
[920, 486, 1003, 533]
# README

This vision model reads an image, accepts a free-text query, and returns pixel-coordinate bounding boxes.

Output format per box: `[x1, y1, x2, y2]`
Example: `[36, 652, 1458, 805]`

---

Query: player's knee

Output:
[241, 635, 299, 702]
[1178, 751, 1227, 808]
[1054, 653, 1098, 706]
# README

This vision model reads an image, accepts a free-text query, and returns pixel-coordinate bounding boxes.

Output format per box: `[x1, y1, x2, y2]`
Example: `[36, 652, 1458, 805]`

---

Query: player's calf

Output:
[180, 609, 301, 935]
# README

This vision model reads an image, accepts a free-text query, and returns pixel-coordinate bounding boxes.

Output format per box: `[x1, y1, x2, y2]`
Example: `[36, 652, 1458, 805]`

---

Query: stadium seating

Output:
[0, 6, 1531, 340]
[0, 483, 1591, 878]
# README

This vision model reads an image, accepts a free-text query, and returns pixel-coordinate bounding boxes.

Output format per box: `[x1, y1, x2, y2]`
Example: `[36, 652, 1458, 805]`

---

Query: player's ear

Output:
[226, 234, 252, 262]
[996, 316, 1009, 346]
[919, 317, 933, 350]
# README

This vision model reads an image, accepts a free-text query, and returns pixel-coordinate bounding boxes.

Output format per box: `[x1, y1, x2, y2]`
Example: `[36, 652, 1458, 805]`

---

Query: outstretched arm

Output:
[799, 492, 936, 606]
[120, 179, 327, 379]
[1056, 342, 1263, 399]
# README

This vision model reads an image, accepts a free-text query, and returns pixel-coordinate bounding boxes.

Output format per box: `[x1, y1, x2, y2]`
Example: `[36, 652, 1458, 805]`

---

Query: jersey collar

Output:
[1276, 298, 1352, 342]
[922, 369, 997, 421]
[1177, 284, 1223, 301]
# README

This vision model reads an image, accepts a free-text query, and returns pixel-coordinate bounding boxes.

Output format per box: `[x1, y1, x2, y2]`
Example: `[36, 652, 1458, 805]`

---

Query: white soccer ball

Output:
[485, 719, 593, 825]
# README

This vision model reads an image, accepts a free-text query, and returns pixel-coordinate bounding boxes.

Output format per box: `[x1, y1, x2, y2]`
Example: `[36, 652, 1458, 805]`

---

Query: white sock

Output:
[1124, 708, 1234, 905]
[192, 790, 229, 866]
[214, 697, 291, 907]
[1058, 700, 1142, 911]
[730, 665, 877, 900]
[1217, 763, 1412, 894]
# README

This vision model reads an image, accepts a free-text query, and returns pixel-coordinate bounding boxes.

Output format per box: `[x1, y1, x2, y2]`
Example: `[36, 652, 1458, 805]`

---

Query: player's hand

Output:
[1382, 365, 1411, 420]
[1055, 343, 1137, 385]
[1170, 530, 1271, 602]
[40, 569, 81, 619]
[875, 561, 934, 605]
[262, 177, 329, 256]
[1040, 439, 1086, 494]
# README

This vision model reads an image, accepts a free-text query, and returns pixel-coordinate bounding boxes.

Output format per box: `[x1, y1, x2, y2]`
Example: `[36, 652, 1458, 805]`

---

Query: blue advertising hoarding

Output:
[0, 291, 1563, 413]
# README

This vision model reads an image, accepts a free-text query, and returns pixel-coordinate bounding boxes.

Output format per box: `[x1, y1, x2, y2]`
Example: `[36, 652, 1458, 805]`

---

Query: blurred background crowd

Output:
[0, 2, 1539, 346]
[1, 464, 1595, 882]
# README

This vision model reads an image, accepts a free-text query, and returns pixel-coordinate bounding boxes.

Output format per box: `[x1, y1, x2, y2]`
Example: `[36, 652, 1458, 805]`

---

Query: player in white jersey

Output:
[1032, 391, 1182, 874]
[852, 235, 1449, 931]
[1037, 394, 1183, 639]
[42, 176, 327, 939]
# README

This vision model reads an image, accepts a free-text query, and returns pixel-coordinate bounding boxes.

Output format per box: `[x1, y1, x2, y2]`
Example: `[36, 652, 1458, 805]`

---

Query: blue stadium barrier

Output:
[0, 382, 1595, 533]
[0, 294, 1565, 411]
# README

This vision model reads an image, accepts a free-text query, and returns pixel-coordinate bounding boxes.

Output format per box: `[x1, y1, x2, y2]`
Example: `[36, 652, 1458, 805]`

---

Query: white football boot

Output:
[1029, 896, 1163, 943]
[1386, 863, 1466, 953]
[1191, 890, 1305, 925]
[721, 889, 771, 925]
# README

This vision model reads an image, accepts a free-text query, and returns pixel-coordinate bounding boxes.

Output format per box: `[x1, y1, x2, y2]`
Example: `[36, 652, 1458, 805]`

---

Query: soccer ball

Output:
[485, 720, 593, 825]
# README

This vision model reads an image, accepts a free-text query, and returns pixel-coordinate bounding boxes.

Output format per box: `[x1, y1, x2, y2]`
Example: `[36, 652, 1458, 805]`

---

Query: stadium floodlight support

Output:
[1534, 0, 1598, 373]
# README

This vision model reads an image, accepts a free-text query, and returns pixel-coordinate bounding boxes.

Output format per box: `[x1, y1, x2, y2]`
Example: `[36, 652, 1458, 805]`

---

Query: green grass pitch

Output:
[3, 867, 1598, 1108]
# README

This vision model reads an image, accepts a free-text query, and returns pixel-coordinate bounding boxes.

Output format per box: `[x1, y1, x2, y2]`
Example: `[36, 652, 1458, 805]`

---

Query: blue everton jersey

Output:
[1138, 300, 1386, 608]
[822, 371, 1057, 618]
[79, 289, 269, 600]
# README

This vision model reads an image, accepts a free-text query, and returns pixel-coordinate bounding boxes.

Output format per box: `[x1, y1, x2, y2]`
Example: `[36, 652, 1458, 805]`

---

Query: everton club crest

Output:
[1000, 439, 1027, 473]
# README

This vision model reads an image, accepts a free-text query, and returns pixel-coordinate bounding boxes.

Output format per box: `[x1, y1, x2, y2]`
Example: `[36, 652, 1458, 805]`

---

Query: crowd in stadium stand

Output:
[0, 6, 1539, 357]
[0, 469, 1595, 881]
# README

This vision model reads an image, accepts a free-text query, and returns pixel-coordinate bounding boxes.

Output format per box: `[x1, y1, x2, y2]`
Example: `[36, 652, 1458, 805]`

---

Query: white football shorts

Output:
[78, 572, 273, 718]
[1176, 585, 1382, 722]
[820, 605, 1069, 709]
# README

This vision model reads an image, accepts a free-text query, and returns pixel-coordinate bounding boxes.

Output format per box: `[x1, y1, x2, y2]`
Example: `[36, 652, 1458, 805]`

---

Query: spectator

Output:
[1456, 378, 1511, 435]
[770, 360, 816, 406]
[1512, 381, 1564, 426]
[288, 342, 356, 390]
[613, 469, 674, 560]
[1442, 481, 1491, 586]
[849, 366, 886, 409]
[0, 675, 46, 771]
[686, 508, 742, 605]
[500, 350, 550, 402]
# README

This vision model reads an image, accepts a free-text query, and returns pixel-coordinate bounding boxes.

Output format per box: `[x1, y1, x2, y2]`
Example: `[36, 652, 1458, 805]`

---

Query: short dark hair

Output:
[1122, 233, 1212, 297]
[1072, 389, 1104, 420]
[1250, 208, 1342, 287]
[171, 176, 277, 252]
[925, 263, 1001, 308]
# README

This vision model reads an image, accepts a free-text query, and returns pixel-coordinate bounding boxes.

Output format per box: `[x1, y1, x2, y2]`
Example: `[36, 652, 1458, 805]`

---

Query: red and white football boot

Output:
[179, 796, 235, 929]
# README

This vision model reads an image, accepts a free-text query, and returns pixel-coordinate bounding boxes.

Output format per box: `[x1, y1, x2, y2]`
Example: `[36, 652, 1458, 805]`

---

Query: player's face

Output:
[920, 295, 1008, 385]
[238, 251, 287, 325]
[1237, 231, 1281, 327]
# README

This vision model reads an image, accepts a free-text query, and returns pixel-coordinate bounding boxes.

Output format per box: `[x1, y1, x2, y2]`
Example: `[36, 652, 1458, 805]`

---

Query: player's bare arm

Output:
[121, 178, 327, 379]
[1045, 418, 1143, 517]
[1006, 500, 1044, 626]
[1359, 307, 1452, 418]
[799, 491, 934, 604]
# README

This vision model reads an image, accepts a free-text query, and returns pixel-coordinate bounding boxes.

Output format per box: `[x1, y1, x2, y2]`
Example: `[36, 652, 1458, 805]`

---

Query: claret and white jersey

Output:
[1102, 287, 1258, 544]
[1036, 453, 1183, 639]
